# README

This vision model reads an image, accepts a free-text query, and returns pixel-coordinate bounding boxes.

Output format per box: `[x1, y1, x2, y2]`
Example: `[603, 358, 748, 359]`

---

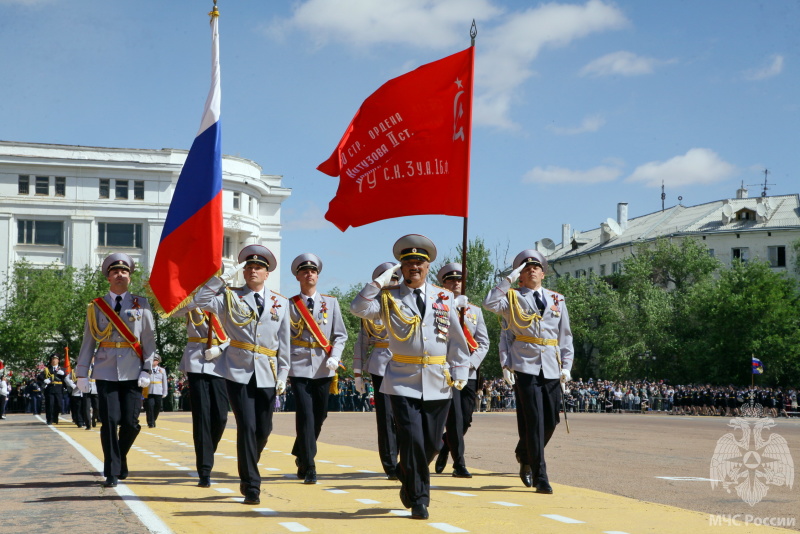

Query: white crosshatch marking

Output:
[542, 514, 585, 524]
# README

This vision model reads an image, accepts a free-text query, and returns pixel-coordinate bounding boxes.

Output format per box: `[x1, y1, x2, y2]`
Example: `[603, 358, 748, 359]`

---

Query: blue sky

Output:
[2, 0, 798, 295]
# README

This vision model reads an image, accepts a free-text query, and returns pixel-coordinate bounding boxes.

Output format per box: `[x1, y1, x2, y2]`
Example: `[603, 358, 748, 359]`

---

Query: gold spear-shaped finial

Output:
[209, 0, 219, 18]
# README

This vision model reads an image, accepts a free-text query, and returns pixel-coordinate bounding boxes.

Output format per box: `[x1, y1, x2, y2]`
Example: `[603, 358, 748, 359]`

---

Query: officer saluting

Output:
[350, 234, 469, 520]
[483, 249, 573, 494]
[193, 244, 290, 506]
[353, 262, 401, 480]
[75, 253, 156, 488]
[288, 254, 348, 485]
[434, 263, 490, 478]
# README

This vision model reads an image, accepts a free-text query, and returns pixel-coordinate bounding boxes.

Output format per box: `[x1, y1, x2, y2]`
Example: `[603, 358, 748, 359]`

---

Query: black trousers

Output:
[291, 376, 332, 470]
[81, 394, 99, 429]
[145, 394, 163, 427]
[71, 395, 85, 426]
[390, 394, 450, 507]
[45, 387, 62, 423]
[226, 375, 275, 492]
[371, 374, 398, 474]
[97, 380, 142, 478]
[514, 371, 561, 482]
[188, 373, 229, 477]
[440, 378, 478, 468]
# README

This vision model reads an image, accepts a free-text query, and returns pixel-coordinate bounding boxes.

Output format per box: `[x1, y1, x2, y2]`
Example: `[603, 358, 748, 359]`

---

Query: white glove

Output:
[77, 377, 91, 394]
[373, 263, 402, 287]
[453, 379, 466, 390]
[220, 261, 246, 284]
[503, 368, 516, 386]
[137, 371, 151, 388]
[204, 346, 222, 361]
[44, 379, 51, 385]
[507, 263, 525, 284]
[326, 358, 339, 371]
[56, 370, 65, 376]
[355, 377, 364, 393]
[560, 368, 572, 384]
[454, 295, 469, 309]
[276, 380, 286, 395]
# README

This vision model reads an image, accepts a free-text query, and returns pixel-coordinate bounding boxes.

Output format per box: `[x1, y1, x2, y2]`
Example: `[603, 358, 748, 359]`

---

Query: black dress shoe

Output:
[410, 503, 429, 520]
[243, 490, 261, 505]
[103, 476, 118, 488]
[85, 426, 91, 430]
[534, 480, 553, 494]
[399, 487, 411, 508]
[385, 467, 399, 481]
[295, 457, 306, 479]
[452, 465, 472, 478]
[434, 451, 447, 474]
[197, 476, 211, 488]
[519, 463, 533, 488]
[303, 469, 317, 484]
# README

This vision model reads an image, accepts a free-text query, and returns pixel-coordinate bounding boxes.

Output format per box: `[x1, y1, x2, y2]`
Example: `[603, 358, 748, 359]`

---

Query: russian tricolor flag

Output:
[752, 357, 764, 375]
[149, 9, 223, 315]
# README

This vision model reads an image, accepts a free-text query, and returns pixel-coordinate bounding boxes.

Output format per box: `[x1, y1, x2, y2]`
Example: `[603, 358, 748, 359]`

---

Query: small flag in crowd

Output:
[148, 5, 223, 315]
[752, 356, 764, 375]
[318, 46, 475, 231]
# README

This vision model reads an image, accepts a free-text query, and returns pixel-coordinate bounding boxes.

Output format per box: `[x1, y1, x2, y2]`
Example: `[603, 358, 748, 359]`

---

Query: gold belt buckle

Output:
[421, 355, 430, 366]
[115, 342, 122, 348]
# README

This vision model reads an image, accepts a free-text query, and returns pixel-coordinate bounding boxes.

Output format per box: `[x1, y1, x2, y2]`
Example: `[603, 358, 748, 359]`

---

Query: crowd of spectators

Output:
[2, 366, 798, 419]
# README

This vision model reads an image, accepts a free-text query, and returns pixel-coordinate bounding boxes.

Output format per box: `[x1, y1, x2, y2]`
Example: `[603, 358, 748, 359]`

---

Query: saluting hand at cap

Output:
[373, 263, 402, 287]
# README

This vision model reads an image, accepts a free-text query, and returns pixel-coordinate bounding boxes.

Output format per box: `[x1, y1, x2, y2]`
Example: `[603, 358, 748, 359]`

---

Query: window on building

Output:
[17, 220, 64, 246]
[223, 236, 233, 259]
[708, 249, 715, 257]
[35, 176, 49, 195]
[575, 269, 586, 278]
[600, 264, 606, 276]
[732, 247, 749, 262]
[233, 191, 241, 211]
[115, 180, 129, 200]
[588, 267, 594, 275]
[55, 177, 66, 197]
[99, 179, 110, 199]
[767, 246, 786, 268]
[612, 261, 623, 274]
[134, 181, 144, 200]
[18, 175, 30, 194]
[98, 222, 142, 248]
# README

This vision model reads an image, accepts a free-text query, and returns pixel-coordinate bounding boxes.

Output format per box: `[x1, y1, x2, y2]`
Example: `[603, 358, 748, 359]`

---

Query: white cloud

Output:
[743, 54, 784, 81]
[548, 114, 605, 135]
[580, 50, 662, 77]
[268, 0, 629, 130]
[626, 148, 736, 188]
[283, 202, 331, 231]
[523, 164, 621, 184]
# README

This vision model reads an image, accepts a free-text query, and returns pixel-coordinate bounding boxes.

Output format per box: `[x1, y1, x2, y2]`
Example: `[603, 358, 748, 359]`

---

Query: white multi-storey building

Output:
[539, 186, 799, 280]
[0, 140, 291, 291]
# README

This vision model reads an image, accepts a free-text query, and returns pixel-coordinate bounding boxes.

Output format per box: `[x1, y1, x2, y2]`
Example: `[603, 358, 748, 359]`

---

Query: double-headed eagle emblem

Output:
[710, 403, 794, 506]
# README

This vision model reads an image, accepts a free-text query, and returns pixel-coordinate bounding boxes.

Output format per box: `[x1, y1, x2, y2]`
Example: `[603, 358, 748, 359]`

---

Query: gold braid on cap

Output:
[225, 289, 256, 326]
[504, 289, 541, 330]
[87, 303, 113, 342]
[381, 291, 420, 342]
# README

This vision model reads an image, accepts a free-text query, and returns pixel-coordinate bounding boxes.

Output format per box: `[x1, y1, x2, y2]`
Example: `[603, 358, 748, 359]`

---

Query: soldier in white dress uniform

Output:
[433, 263, 490, 479]
[483, 250, 573, 494]
[144, 355, 168, 428]
[75, 253, 156, 488]
[288, 253, 348, 485]
[353, 262, 400, 480]
[193, 244, 290, 506]
[350, 234, 470, 520]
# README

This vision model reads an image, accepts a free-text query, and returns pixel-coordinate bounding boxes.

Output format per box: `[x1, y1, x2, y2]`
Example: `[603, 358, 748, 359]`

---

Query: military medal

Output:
[320, 301, 328, 325]
[270, 296, 281, 321]
[432, 301, 450, 341]
[550, 294, 562, 317]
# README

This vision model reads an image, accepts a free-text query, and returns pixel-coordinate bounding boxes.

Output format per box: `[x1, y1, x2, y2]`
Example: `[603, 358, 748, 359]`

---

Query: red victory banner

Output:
[318, 47, 474, 231]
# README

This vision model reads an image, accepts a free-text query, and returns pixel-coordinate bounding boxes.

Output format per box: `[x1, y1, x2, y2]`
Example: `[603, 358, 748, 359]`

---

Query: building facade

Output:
[540, 187, 799, 280]
[0, 140, 291, 292]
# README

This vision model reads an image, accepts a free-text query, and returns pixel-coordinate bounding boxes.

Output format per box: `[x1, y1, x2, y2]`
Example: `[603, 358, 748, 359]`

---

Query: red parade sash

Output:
[462, 323, 478, 354]
[290, 295, 332, 355]
[206, 312, 229, 343]
[93, 297, 143, 360]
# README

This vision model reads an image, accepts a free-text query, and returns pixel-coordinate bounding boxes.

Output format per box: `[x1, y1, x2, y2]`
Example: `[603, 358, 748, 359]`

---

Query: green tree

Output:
[327, 284, 363, 375]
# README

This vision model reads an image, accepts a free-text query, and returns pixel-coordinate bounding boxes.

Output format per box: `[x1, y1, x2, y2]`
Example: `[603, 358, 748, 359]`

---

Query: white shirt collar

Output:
[108, 290, 129, 301]
[301, 291, 318, 301]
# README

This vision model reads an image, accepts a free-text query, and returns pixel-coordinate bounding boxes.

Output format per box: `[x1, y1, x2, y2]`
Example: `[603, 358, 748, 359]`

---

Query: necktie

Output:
[307, 297, 314, 312]
[533, 291, 546, 315]
[114, 295, 122, 314]
[254, 293, 264, 318]
[414, 288, 425, 318]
